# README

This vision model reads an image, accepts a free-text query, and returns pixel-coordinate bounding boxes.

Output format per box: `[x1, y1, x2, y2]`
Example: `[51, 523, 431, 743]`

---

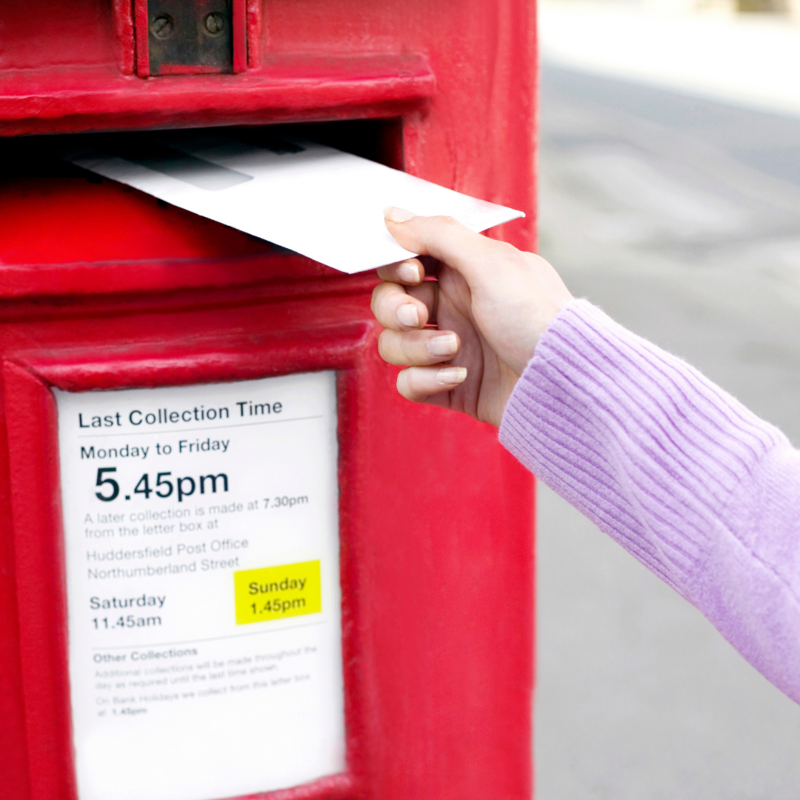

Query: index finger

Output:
[383, 209, 517, 281]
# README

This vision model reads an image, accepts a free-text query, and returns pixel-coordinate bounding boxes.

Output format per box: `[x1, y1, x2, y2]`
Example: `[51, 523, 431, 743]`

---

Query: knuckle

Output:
[370, 282, 390, 314]
[519, 250, 543, 267]
[370, 285, 380, 313]
[493, 240, 523, 260]
[378, 329, 405, 364]
[529, 253, 554, 272]
[372, 284, 401, 322]
[426, 216, 462, 243]
[399, 333, 417, 365]
[377, 329, 392, 360]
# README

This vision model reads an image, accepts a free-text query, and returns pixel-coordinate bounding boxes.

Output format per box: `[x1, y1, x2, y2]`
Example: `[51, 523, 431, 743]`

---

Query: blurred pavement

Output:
[535, 43, 800, 800]
[540, 1, 800, 117]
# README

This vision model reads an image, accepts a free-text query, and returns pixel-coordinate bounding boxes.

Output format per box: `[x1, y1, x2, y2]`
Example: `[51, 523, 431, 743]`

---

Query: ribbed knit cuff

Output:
[499, 299, 785, 593]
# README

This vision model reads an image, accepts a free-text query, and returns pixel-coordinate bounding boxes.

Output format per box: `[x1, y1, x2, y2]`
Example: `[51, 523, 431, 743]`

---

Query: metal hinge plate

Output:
[147, 0, 233, 75]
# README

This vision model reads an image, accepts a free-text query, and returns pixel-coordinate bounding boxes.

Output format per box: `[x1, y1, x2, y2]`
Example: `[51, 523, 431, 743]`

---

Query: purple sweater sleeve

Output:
[499, 299, 800, 703]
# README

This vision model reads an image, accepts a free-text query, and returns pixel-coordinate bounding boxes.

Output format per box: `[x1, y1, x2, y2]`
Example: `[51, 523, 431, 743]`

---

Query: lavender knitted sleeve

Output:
[499, 299, 800, 703]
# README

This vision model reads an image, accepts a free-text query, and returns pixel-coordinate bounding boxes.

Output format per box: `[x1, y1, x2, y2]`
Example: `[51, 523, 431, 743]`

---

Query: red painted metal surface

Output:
[0, 1, 538, 800]
[0, 55, 435, 136]
[233, 0, 249, 74]
[134, 0, 151, 77]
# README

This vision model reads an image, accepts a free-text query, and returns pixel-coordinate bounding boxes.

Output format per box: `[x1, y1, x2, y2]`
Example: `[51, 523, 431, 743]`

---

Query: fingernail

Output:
[427, 333, 458, 357]
[437, 367, 467, 385]
[397, 304, 419, 327]
[384, 206, 416, 223]
[397, 260, 420, 283]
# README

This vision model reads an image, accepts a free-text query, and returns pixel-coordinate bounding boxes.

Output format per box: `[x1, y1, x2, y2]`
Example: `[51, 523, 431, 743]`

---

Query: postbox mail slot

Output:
[0, 119, 403, 298]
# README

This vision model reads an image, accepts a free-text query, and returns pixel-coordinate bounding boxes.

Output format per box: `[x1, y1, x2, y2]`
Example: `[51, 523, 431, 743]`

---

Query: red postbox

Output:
[0, 3, 537, 800]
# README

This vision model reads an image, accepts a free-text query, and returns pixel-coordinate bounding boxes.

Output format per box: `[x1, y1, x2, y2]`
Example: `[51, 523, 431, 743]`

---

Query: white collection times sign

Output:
[55, 372, 345, 800]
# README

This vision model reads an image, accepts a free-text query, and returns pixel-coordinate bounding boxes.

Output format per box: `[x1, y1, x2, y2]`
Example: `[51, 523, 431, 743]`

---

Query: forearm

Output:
[500, 300, 800, 702]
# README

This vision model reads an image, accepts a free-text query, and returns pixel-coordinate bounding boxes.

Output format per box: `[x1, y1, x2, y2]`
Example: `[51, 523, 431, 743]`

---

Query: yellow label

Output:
[234, 560, 321, 625]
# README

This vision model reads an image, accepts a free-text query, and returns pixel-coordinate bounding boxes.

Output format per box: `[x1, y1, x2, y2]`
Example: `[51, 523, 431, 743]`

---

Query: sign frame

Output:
[4, 325, 372, 800]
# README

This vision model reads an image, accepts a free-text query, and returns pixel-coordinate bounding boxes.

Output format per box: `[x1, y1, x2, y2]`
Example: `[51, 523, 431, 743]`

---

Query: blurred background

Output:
[535, 1, 800, 797]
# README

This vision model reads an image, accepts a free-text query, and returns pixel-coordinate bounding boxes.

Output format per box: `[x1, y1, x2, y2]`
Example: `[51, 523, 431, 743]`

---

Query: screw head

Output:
[150, 14, 175, 39]
[204, 12, 226, 35]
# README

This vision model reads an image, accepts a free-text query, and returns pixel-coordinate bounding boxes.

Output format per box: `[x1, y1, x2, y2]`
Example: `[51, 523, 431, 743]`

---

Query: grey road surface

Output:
[536, 64, 800, 800]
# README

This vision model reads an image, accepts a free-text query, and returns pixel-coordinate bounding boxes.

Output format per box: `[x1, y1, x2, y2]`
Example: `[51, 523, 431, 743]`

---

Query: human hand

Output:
[370, 209, 574, 427]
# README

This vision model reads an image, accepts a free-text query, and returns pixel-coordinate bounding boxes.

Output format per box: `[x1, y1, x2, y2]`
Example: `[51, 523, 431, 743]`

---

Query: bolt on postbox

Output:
[0, 3, 537, 800]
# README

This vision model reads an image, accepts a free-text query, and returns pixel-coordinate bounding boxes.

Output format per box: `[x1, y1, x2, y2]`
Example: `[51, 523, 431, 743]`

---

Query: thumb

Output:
[384, 208, 512, 283]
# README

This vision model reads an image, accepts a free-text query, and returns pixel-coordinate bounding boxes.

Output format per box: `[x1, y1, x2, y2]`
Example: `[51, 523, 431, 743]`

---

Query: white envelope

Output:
[56, 130, 524, 273]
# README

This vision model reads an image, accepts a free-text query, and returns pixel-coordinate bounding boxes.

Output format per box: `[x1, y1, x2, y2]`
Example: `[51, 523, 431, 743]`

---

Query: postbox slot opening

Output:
[1, 119, 404, 180]
[0, 118, 405, 271]
[280, 119, 405, 171]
